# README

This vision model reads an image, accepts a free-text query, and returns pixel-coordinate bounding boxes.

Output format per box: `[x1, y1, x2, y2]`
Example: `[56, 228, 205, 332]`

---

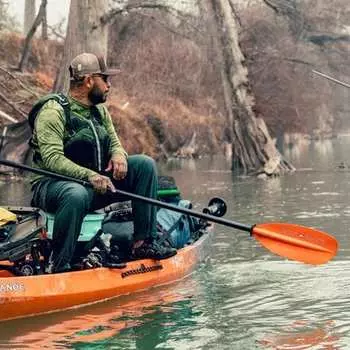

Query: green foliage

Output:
[0, 0, 19, 33]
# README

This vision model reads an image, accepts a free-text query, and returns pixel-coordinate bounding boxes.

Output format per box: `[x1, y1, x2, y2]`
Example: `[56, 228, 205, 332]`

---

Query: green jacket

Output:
[31, 96, 127, 184]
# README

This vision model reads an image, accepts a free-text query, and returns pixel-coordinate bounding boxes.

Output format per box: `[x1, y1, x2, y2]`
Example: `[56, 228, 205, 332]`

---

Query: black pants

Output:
[31, 155, 158, 271]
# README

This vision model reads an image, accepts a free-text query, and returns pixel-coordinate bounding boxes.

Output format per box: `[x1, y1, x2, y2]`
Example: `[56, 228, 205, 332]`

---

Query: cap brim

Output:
[103, 68, 121, 76]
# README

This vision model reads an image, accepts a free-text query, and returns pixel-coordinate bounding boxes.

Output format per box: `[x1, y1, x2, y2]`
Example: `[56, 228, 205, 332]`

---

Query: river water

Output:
[1, 136, 350, 349]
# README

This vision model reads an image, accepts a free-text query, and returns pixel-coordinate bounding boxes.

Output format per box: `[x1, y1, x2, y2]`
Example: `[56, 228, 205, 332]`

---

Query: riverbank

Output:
[0, 32, 228, 162]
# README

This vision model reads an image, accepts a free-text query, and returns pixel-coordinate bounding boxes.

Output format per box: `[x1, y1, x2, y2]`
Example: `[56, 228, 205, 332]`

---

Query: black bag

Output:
[102, 208, 133, 242]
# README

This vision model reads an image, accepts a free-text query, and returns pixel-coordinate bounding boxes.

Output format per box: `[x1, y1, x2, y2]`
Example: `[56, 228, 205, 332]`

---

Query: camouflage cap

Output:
[69, 53, 120, 80]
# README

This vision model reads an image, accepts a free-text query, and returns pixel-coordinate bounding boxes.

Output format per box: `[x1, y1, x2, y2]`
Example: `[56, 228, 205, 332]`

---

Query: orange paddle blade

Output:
[251, 223, 338, 265]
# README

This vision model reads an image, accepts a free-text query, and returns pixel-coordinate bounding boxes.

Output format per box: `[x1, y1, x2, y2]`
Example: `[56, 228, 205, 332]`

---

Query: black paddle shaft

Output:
[0, 159, 252, 232]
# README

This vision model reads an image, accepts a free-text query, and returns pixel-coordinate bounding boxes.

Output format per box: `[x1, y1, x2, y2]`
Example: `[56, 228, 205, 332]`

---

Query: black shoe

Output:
[110, 244, 131, 263]
[132, 240, 177, 260]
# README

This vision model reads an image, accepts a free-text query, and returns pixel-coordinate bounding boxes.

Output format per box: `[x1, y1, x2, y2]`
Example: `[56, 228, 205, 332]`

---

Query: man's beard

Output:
[88, 84, 107, 105]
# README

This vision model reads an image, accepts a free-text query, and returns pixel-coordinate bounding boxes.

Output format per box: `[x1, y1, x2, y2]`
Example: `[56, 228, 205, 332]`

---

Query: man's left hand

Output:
[105, 155, 128, 180]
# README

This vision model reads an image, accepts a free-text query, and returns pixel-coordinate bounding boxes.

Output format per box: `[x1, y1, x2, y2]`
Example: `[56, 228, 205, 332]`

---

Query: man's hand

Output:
[105, 154, 128, 180]
[88, 174, 116, 194]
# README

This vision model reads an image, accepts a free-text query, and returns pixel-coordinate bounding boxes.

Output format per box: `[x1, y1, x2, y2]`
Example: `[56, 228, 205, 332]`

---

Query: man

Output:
[30, 52, 176, 273]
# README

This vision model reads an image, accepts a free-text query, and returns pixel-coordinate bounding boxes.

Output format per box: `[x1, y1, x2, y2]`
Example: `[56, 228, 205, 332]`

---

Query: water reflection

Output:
[284, 138, 310, 165]
[285, 136, 350, 172]
[259, 320, 340, 349]
[313, 139, 334, 158]
[0, 278, 202, 349]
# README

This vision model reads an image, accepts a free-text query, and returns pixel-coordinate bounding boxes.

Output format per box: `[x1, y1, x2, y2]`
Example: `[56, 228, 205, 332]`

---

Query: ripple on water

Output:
[295, 211, 341, 219]
[311, 192, 340, 196]
[2, 152, 350, 349]
[205, 258, 350, 349]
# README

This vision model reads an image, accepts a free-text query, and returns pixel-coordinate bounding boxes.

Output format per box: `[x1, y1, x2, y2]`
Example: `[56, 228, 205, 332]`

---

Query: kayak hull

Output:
[0, 226, 212, 322]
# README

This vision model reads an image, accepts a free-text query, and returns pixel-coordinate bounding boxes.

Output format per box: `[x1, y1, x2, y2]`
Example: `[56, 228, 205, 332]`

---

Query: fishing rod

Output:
[312, 69, 350, 89]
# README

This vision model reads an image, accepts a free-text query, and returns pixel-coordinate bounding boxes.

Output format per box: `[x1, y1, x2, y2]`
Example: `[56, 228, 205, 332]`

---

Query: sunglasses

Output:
[91, 74, 109, 83]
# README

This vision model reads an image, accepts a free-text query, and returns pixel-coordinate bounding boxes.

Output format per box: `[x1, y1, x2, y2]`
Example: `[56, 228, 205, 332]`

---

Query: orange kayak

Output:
[0, 225, 213, 322]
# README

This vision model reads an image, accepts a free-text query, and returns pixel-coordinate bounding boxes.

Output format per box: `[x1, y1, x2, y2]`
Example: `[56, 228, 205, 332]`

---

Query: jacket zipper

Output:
[87, 119, 102, 172]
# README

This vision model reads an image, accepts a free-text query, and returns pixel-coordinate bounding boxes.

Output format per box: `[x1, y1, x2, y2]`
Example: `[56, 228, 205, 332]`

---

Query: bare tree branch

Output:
[0, 110, 18, 123]
[0, 92, 27, 119]
[136, 12, 203, 42]
[101, 2, 194, 28]
[0, 66, 40, 97]
[102, 3, 173, 25]
[262, 0, 280, 13]
[18, 0, 48, 72]
[246, 52, 313, 66]
[48, 25, 65, 40]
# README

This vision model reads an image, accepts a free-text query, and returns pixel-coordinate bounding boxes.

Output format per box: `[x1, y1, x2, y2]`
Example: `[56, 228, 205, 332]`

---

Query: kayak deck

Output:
[0, 226, 212, 322]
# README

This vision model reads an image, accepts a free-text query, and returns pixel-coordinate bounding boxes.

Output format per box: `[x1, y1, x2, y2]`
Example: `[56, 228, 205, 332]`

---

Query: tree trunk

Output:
[200, 0, 234, 144]
[41, 4, 48, 40]
[209, 0, 295, 175]
[18, 0, 48, 72]
[53, 0, 109, 93]
[24, 0, 36, 36]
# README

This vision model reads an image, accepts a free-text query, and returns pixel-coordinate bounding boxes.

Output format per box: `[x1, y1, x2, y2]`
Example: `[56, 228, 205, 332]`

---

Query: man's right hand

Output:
[88, 174, 116, 194]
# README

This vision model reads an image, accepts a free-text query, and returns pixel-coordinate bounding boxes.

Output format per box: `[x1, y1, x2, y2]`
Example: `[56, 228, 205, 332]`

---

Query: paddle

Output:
[0, 159, 338, 265]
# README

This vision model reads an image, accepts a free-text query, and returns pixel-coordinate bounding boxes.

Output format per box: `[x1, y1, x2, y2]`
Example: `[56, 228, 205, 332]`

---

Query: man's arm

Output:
[98, 105, 128, 179]
[99, 105, 128, 159]
[34, 100, 98, 180]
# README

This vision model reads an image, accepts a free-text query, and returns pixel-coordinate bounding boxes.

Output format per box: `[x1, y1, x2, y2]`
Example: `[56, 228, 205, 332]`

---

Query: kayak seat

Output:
[0, 207, 46, 262]
[46, 202, 134, 244]
[46, 211, 106, 242]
